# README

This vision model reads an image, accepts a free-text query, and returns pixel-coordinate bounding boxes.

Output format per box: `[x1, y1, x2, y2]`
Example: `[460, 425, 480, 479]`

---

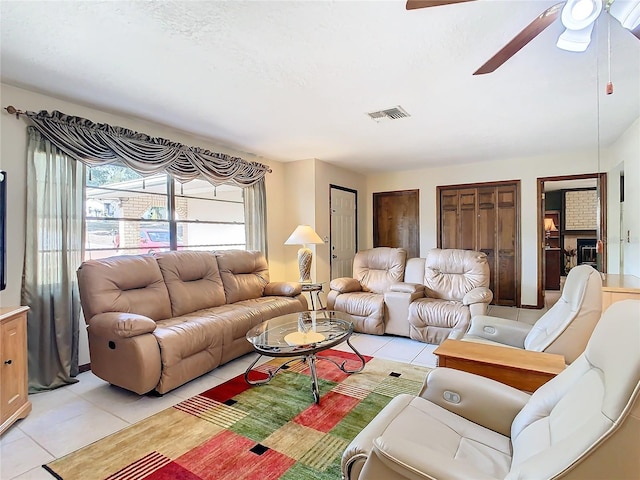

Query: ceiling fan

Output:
[406, 0, 640, 75]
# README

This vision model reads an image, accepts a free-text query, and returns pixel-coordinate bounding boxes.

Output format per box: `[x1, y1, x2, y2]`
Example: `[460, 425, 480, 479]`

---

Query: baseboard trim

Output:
[78, 363, 91, 373]
[520, 304, 539, 310]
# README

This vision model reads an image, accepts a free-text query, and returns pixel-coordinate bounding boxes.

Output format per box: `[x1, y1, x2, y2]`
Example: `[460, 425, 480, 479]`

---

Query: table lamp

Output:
[544, 218, 558, 248]
[285, 225, 323, 282]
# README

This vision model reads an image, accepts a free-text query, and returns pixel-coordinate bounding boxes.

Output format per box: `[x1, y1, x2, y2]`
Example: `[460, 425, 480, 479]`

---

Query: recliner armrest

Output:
[418, 367, 530, 436]
[389, 282, 425, 295]
[330, 277, 363, 293]
[465, 315, 532, 348]
[462, 286, 493, 305]
[264, 281, 302, 297]
[89, 312, 157, 339]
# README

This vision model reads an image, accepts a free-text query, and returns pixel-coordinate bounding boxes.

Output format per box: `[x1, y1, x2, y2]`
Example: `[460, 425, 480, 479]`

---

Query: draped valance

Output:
[20, 109, 270, 187]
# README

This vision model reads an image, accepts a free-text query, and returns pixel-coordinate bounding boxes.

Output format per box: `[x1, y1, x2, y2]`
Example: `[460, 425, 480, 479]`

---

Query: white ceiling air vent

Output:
[367, 105, 410, 122]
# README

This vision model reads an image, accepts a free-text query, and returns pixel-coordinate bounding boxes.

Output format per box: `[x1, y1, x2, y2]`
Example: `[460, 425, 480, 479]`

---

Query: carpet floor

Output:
[44, 349, 430, 480]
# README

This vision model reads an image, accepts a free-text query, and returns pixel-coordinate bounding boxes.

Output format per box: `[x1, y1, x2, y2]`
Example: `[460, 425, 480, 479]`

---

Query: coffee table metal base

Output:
[244, 337, 365, 404]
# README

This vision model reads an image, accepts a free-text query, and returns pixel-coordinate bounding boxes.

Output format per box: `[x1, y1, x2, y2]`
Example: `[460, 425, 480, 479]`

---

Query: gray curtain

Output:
[244, 178, 268, 255]
[22, 127, 83, 392]
[24, 109, 270, 187]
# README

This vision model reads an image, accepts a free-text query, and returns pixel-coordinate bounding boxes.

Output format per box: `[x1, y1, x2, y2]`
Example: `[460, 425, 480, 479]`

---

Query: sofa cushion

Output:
[155, 251, 226, 317]
[216, 250, 270, 303]
[354, 247, 406, 294]
[77, 254, 171, 321]
[424, 249, 490, 301]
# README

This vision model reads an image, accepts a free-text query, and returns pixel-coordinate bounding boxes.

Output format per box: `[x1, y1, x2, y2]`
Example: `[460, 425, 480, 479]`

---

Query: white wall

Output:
[280, 159, 367, 284]
[364, 147, 625, 307]
[0, 83, 290, 364]
[608, 118, 640, 276]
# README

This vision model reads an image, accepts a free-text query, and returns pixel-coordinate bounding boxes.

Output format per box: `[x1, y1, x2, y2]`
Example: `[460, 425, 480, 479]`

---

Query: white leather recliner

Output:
[385, 249, 492, 343]
[342, 299, 640, 480]
[327, 247, 407, 335]
[452, 264, 602, 364]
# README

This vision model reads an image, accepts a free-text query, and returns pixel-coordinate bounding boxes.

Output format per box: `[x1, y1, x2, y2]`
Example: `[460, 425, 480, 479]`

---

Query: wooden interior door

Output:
[437, 181, 520, 306]
[373, 190, 419, 259]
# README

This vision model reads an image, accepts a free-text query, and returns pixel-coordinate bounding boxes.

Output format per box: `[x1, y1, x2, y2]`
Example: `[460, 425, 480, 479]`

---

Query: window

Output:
[84, 163, 245, 260]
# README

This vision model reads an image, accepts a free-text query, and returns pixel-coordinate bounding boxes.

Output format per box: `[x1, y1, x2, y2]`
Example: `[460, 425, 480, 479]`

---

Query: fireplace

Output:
[577, 238, 597, 266]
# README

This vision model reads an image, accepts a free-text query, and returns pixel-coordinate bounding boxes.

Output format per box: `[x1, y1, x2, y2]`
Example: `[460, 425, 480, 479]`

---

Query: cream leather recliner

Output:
[452, 264, 602, 364]
[327, 247, 407, 335]
[342, 299, 640, 480]
[385, 248, 492, 343]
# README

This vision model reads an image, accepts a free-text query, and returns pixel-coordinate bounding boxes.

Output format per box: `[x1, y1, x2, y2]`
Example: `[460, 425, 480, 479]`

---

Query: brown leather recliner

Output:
[385, 249, 493, 344]
[327, 247, 407, 335]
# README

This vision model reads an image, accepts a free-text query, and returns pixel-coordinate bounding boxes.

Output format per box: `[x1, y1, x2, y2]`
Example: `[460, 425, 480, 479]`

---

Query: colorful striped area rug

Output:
[44, 349, 430, 480]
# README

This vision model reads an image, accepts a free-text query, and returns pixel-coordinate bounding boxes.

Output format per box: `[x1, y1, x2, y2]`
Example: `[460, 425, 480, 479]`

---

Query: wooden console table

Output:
[434, 339, 565, 392]
[601, 274, 640, 312]
[1, 306, 32, 435]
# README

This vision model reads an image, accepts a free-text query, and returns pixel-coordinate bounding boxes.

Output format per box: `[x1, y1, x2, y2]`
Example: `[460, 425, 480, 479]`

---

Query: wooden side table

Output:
[434, 339, 565, 392]
[301, 282, 325, 310]
[601, 274, 640, 312]
[1, 306, 32, 435]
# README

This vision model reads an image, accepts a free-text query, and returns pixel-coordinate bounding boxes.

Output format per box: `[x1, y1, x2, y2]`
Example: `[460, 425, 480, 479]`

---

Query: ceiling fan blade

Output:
[406, 0, 476, 10]
[473, 2, 565, 75]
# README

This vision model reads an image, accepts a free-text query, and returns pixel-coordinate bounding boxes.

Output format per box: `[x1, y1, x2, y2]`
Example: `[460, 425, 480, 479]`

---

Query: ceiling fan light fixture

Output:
[557, 23, 597, 51]
[608, 0, 640, 29]
[561, 0, 603, 29]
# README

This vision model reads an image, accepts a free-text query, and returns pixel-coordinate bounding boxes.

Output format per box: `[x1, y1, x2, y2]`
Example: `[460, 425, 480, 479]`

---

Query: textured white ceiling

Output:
[1, 0, 639, 173]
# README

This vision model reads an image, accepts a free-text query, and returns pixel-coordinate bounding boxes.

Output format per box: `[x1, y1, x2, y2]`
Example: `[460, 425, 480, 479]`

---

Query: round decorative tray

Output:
[284, 331, 326, 346]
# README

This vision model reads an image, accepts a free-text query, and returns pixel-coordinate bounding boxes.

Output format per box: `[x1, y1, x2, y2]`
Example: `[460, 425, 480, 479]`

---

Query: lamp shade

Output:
[544, 218, 558, 232]
[284, 225, 323, 246]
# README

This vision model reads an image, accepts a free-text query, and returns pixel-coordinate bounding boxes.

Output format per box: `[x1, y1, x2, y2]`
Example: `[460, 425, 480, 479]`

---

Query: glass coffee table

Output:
[245, 310, 366, 403]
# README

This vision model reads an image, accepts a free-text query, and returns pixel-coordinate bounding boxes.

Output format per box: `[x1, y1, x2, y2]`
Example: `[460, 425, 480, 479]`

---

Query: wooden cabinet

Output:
[545, 248, 562, 290]
[601, 274, 640, 312]
[438, 182, 520, 306]
[1, 306, 31, 435]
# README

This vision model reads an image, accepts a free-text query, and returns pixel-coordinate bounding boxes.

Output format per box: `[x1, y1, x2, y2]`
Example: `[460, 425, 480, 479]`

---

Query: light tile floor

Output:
[0, 301, 555, 479]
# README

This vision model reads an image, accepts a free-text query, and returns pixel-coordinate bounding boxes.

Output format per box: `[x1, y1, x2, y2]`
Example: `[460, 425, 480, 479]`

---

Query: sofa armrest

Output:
[369, 437, 498, 480]
[389, 282, 425, 295]
[465, 315, 532, 348]
[384, 288, 426, 337]
[330, 277, 362, 293]
[264, 281, 302, 297]
[419, 367, 530, 436]
[89, 312, 157, 339]
[462, 286, 493, 306]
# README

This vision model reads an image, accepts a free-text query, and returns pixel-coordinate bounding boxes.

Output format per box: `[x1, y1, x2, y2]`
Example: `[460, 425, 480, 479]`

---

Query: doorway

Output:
[537, 173, 607, 309]
[330, 185, 357, 280]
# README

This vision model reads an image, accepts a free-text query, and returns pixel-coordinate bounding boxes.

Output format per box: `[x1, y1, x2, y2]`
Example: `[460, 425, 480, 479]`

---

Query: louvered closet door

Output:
[437, 182, 520, 306]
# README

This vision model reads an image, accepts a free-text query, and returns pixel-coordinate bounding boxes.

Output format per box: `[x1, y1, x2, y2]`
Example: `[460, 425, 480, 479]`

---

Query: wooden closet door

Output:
[437, 181, 520, 307]
[477, 187, 496, 299]
[496, 185, 518, 306]
[373, 190, 420, 259]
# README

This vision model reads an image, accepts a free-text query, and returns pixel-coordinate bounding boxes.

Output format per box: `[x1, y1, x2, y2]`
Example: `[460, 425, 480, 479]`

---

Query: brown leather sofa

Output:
[77, 250, 307, 395]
